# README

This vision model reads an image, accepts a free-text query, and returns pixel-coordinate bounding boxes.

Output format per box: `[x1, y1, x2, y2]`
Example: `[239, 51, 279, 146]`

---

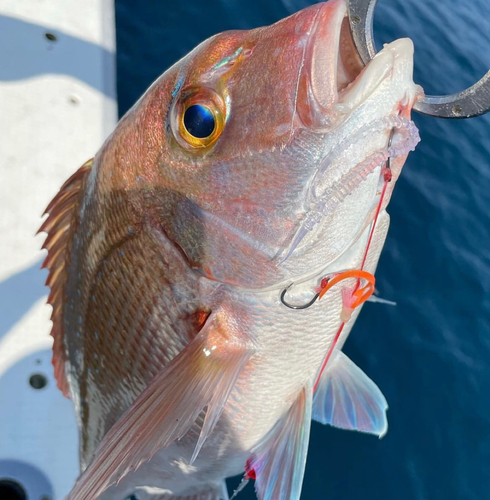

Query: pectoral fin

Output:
[248, 385, 312, 500]
[67, 313, 254, 500]
[313, 351, 388, 437]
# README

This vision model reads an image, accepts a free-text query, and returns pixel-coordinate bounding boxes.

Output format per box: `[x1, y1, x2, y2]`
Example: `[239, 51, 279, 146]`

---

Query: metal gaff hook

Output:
[348, 0, 490, 118]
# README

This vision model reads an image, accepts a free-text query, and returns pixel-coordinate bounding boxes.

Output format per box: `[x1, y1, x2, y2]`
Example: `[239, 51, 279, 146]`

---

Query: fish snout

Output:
[296, 0, 419, 130]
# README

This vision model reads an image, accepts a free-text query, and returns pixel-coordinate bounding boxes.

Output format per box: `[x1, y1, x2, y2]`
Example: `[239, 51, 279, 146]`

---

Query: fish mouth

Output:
[297, 0, 416, 129]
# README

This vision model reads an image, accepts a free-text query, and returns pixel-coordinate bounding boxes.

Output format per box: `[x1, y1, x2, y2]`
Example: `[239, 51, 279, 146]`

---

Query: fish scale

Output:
[222, 215, 388, 450]
[73, 224, 202, 464]
[40, 1, 422, 499]
[75, 212, 388, 499]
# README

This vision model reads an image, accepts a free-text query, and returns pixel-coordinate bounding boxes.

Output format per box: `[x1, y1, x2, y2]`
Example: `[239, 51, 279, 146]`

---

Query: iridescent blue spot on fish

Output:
[215, 46, 243, 69]
[171, 75, 185, 98]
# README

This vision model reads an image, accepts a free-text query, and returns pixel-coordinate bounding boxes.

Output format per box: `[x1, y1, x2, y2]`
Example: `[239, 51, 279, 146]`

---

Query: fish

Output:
[40, 1, 423, 499]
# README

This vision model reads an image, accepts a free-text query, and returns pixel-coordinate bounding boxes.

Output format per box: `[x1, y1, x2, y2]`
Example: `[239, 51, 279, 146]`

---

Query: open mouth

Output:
[296, 0, 416, 129]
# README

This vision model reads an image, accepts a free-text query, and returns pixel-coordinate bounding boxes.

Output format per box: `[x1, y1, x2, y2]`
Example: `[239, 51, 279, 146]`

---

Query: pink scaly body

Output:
[40, 1, 422, 499]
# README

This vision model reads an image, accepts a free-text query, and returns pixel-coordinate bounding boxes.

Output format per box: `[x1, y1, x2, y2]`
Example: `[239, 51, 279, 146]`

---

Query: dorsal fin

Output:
[39, 159, 93, 397]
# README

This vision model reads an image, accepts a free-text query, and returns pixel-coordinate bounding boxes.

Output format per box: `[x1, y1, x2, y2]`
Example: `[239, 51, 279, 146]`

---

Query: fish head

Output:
[99, 0, 422, 288]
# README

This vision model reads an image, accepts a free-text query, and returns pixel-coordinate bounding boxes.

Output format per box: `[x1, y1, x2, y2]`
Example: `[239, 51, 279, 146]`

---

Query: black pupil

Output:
[183, 105, 215, 138]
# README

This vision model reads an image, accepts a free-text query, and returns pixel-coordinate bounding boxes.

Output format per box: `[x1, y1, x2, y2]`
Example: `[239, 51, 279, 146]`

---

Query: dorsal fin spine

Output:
[43, 187, 80, 215]
[42, 226, 71, 254]
[47, 286, 62, 307]
[45, 264, 64, 289]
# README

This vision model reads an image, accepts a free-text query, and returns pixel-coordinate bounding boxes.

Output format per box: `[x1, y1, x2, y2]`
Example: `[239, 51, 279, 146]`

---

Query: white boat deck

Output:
[0, 1, 117, 498]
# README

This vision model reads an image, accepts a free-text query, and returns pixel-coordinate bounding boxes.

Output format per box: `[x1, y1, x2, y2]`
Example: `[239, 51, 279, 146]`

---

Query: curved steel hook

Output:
[348, 0, 490, 118]
[280, 284, 319, 309]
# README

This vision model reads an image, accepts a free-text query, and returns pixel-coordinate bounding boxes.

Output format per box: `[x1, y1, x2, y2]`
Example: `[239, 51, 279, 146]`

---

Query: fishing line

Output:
[312, 127, 395, 393]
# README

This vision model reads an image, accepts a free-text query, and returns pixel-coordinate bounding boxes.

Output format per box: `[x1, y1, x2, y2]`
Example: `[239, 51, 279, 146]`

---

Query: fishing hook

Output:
[348, 0, 490, 118]
[280, 283, 320, 309]
[280, 268, 376, 310]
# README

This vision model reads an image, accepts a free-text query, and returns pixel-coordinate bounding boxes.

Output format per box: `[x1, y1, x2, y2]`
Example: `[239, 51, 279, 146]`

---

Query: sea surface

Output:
[115, 1, 490, 499]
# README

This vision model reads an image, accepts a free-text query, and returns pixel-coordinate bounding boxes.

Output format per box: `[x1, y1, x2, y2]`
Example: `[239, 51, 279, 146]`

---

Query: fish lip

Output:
[307, 0, 348, 112]
[296, 0, 348, 128]
[335, 38, 416, 116]
[300, 0, 415, 128]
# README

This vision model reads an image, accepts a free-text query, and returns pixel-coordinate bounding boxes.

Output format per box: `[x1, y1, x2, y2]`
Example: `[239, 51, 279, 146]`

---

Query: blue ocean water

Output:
[115, 1, 490, 499]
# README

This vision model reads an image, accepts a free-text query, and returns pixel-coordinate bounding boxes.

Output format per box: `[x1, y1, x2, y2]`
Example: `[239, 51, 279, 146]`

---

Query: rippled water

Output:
[116, 1, 490, 498]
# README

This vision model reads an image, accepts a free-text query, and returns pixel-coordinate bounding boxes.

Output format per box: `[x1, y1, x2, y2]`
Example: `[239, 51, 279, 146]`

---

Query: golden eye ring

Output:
[174, 88, 226, 149]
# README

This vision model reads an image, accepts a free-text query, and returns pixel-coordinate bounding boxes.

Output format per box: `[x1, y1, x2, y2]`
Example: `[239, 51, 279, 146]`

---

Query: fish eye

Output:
[183, 105, 215, 139]
[173, 88, 226, 149]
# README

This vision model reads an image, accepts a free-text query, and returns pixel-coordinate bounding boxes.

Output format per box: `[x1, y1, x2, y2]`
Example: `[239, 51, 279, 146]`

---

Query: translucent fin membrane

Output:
[281, 116, 419, 262]
[312, 351, 388, 437]
[250, 386, 312, 500]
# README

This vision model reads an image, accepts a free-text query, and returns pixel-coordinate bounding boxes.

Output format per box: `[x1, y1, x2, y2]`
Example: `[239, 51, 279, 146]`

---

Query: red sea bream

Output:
[40, 1, 422, 499]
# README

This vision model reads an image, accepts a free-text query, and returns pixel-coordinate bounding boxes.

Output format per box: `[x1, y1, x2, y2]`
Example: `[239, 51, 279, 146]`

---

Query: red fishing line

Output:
[314, 171, 391, 393]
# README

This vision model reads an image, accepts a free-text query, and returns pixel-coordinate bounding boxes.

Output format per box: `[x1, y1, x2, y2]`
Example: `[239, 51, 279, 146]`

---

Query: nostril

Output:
[0, 479, 27, 500]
